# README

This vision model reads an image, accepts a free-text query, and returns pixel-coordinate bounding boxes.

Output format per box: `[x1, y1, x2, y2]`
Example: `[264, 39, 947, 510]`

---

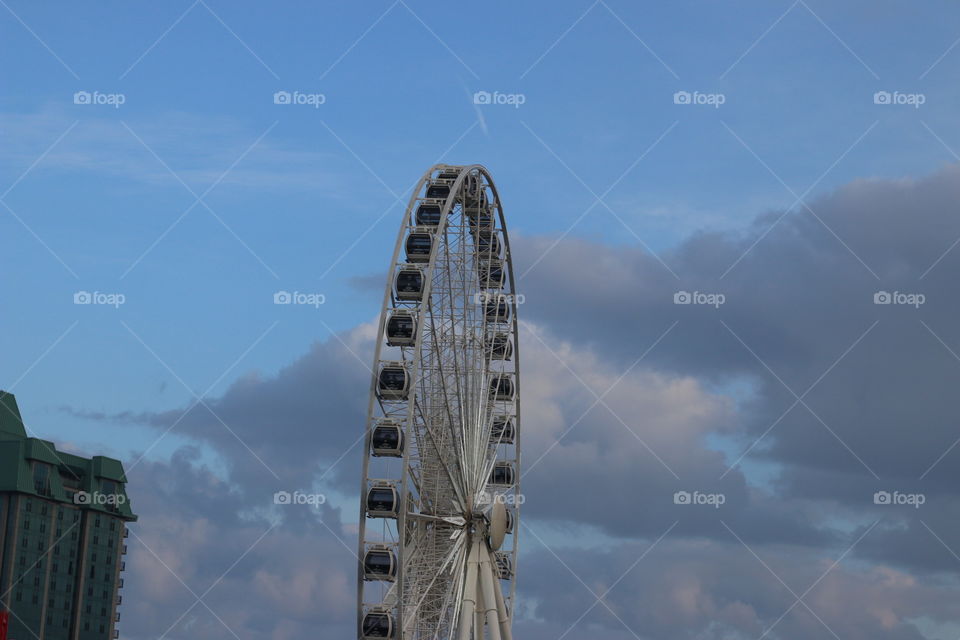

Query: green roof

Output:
[0, 390, 27, 439]
[0, 392, 136, 521]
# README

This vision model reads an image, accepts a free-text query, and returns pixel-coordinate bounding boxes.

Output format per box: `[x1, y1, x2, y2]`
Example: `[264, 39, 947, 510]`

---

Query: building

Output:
[0, 391, 136, 640]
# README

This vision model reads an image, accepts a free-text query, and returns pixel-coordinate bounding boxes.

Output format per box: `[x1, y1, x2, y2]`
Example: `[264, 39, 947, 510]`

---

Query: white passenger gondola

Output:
[484, 296, 511, 323]
[490, 416, 515, 444]
[366, 481, 400, 518]
[425, 182, 450, 200]
[377, 362, 410, 400]
[478, 260, 505, 288]
[395, 266, 425, 301]
[468, 207, 494, 237]
[385, 310, 416, 346]
[363, 545, 397, 581]
[405, 230, 433, 263]
[415, 204, 442, 226]
[490, 375, 514, 402]
[485, 333, 512, 360]
[371, 419, 404, 457]
[489, 461, 515, 487]
[361, 607, 397, 639]
[476, 233, 501, 258]
[495, 552, 514, 580]
[464, 180, 488, 210]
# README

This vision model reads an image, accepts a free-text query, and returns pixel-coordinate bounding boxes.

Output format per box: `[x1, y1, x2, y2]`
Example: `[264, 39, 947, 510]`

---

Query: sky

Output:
[4, 1, 960, 638]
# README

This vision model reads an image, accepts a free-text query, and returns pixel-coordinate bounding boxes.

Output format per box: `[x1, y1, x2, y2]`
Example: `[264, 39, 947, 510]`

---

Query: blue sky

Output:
[5, 0, 960, 455]
[5, 2, 960, 638]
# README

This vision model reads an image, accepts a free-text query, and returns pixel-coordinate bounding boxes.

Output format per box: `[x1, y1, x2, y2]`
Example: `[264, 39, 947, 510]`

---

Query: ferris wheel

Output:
[357, 165, 521, 640]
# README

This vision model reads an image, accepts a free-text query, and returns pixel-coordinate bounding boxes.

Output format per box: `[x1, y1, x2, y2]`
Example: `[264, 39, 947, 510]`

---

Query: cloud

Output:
[0, 107, 355, 194]
[66, 163, 960, 637]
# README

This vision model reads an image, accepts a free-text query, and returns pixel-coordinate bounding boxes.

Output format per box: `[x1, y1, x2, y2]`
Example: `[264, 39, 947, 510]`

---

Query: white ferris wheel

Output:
[357, 164, 521, 640]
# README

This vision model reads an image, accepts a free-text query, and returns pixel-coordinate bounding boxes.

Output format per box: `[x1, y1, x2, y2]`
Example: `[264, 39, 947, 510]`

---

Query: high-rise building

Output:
[0, 392, 136, 640]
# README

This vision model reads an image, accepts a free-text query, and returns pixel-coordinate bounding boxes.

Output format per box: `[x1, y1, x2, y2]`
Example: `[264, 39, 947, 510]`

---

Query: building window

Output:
[25, 499, 32, 512]
[32, 462, 52, 496]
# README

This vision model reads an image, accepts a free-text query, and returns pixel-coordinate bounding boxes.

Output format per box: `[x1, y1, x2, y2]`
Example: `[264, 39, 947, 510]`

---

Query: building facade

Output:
[0, 392, 136, 640]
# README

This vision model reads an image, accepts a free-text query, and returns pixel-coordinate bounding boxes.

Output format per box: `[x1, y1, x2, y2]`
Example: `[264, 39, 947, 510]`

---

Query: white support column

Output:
[478, 550, 502, 640]
[492, 564, 513, 640]
[475, 572, 486, 639]
[458, 539, 481, 640]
